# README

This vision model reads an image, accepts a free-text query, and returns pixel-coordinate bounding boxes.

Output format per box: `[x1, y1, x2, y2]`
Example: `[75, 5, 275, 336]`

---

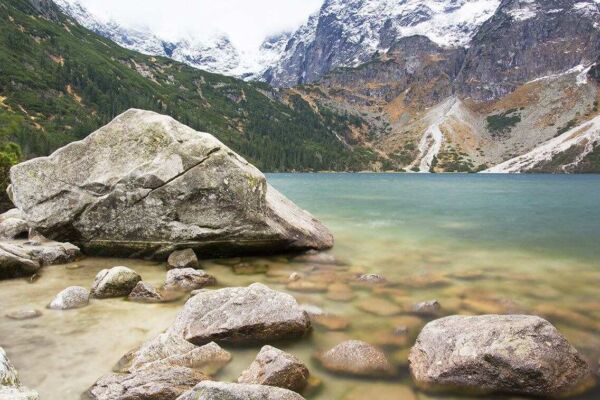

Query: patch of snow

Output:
[53, 0, 289, 79]
[484, 115, 600, 173]
[527, 64, 593, 85]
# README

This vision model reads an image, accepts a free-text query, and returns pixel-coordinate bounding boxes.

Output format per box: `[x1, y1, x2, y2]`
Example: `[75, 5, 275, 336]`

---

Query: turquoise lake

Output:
[1, 173, 599, 399]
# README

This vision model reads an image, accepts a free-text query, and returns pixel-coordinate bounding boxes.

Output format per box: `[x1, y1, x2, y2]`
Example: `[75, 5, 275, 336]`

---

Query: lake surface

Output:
[1, 173, 599, 399]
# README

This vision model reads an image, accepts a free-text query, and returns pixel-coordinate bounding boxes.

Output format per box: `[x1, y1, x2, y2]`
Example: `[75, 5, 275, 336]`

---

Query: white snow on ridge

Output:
[53, 0, 290, 78]
[485, 116, 600, 173]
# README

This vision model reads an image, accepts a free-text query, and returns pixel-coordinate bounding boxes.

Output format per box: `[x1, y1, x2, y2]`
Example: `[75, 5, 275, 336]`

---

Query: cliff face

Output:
[457, 0, 600, 101]
[264, 0, 500, 87]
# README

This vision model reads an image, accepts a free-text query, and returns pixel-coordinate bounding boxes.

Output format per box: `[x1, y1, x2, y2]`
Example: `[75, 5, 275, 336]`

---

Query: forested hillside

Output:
[0, 0, 381, 208]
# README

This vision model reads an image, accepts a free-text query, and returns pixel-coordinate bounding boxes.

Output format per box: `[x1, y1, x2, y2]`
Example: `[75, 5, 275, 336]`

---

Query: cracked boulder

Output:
[8, 109, 333, 259]
[409, 315, 596, 397]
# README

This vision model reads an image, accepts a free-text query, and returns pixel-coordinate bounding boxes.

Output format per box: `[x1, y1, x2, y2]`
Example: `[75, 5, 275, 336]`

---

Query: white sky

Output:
[74, 0, 324, 51]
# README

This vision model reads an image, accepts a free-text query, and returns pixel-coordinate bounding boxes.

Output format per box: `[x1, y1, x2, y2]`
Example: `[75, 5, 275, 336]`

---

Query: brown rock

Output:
[238, 346, 309, 393]
[316, 340, 394, 377]
[167, 249, 199, 270]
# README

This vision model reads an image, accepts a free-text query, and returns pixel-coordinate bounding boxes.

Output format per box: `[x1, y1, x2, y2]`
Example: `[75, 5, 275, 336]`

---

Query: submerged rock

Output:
[238, 346, 309, 392]
[91, 266, 142, 298]
[5, 309, 42, 321]
[167, 249, 199, 270]
[409, 315, 596, 397]
[164, 268, 216, 292]
[182, 283, 311, 346]
[177, 381, 305, 400]
[356, 274, 387, 284]
[128, 281, 163, 303]
[316, 340, 395, 377]
[0, 347, 39, 400]
[48, 286, 90, 310]
[8, 109, 333, 259]
[412, 300, 441, 316]
[84, 365, 209, 400]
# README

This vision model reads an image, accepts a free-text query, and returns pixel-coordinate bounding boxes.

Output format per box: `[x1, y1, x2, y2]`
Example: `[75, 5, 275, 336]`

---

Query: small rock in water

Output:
[233, 262, 268, 275]
[288, 272, 302, 282]
[48, 286, 90, 310]
[316, 340, 395, 377]
[356, 297, 402, 316]
[5, 309, 42, 320]
[356, 273, 387, 284]
[128, 281, 163, 303]
[409, 315, 596, 397]
[412, 300, 441, 316]
[238, 345, 309, 392]
[177, 381, 305, 400]
[167, 248, 199, 270]
[326, 283, 355, 302]
[292, 250, 339, 265]
[183, 283, 311, 346]
[312, 314, 351, 331]
[394, 325, 409, 336]
[164, 268, 216, 292]
[91, 266, 142, 298]
[287, 280, 328, 293]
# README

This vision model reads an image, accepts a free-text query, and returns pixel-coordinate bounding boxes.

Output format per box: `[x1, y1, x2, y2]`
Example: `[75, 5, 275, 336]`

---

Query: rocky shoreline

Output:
[0, 110, 598, 399]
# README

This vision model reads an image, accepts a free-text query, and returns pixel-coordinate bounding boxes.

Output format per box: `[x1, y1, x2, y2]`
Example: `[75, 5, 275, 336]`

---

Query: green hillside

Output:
[0, 0, 381, 208]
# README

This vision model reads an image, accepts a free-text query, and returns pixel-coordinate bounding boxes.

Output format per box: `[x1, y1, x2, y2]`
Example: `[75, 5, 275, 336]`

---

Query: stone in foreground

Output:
[128, 281, 163, 303]
[0, 347, 39, 400]
[164, 268, 216, 292]
[181, 283, 311, 346]
[84, 365, 209, 400]
[91, 266, 142, 298]
[176, 381, 305, 400]
[9, 109, 333, 259]
[167, 249, 199, 270]
[316, 340, 394, 377]
[409, 315, 595, 397]
[48, 286, 90, 310]
[238, 346, 309, 392]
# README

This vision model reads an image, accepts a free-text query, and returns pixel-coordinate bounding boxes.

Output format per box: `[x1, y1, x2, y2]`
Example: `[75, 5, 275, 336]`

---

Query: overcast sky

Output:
[73, 0, 324, 52]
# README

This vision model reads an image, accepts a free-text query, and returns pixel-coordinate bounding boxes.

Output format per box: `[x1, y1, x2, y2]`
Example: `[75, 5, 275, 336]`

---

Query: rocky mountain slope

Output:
[264, 0, 502, 87]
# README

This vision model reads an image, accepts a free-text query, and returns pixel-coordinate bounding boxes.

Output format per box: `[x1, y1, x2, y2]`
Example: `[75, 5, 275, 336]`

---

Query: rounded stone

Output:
[48, 286, 90, 310]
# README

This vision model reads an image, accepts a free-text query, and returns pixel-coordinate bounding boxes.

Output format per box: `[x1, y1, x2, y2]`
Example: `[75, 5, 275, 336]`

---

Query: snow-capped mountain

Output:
[52, 0, 287, 78]
[264, 0, 501, 86]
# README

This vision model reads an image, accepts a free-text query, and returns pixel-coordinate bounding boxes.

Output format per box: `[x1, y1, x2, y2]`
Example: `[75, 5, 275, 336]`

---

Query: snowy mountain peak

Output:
[264, 0, 501, 86]
[52, 0, 287, 78]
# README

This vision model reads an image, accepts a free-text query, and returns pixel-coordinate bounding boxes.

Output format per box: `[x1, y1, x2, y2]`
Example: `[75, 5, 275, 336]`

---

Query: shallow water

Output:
[1, 174, 599, 399]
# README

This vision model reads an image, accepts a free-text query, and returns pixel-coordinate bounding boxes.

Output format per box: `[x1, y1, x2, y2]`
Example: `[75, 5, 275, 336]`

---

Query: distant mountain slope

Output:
[52, 0, 290, 79]
[264, 0, 501, 87]
[0, 0, 381, 176]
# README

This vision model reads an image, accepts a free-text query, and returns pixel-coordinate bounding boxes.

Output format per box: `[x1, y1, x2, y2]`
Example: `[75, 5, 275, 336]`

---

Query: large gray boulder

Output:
[8, 109, 333, 259]
[0, 347, 39, 400]
[176, 382, 305, 400]
[180, 283, 311, 346]
[409, 315, 596, 397]
[238, 346, 309, 392]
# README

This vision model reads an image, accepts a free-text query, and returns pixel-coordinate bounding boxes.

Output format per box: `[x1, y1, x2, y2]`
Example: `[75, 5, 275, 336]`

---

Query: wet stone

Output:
[5, 309, 42, 320]
[356, 297, 402, 316]
[316, 340, 395, 377]
[312, 314, 351, 331]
